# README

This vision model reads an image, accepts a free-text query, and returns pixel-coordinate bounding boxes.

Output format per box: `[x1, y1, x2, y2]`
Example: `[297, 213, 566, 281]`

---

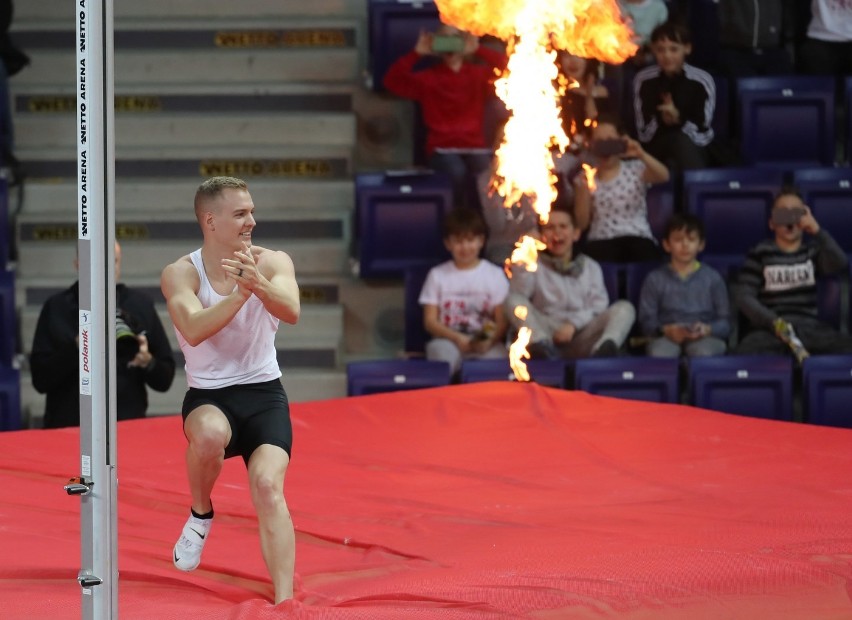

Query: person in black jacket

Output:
[633, 22, 716, 170]
[30, 242, 176, 428]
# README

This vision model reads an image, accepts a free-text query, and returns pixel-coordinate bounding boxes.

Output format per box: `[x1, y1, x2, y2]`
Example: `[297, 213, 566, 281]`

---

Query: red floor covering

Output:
[1, 382, 852, 619]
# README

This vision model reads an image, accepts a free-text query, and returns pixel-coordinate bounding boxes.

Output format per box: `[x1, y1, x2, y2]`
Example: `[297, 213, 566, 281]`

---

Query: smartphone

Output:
[590, 138, 627, 158]
[431, 34, 464, 53]
[771, 206, 806, 226]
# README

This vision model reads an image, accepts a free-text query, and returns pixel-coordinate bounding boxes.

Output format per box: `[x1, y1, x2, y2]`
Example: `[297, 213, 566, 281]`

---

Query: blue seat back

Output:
[793, 166, 852, 255]
[0, 269, 15, 368]
[688, 355, 793, 420]
[574, 357, 680, 404]
[645, 180, 674, 243]
[459, 359, 571, 389]
[0, 366, 20, 430]
[803, 354, 852, 428]
[684, 167, 784, 259]
[404, 264, 435, 355]
[368, 0, 441, 92]
[346, 359, 451, 396]
[356, 172, 452, 279]
[736, 76, 836, 168]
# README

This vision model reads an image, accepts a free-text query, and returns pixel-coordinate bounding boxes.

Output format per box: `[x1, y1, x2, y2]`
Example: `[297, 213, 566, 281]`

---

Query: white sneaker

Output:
[173, 514, 212, 571]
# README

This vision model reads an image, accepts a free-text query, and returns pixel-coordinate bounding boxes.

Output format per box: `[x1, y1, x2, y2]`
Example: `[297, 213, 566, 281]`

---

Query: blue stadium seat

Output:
[0, 269, 15, 368]
[846, 76, 852, 163]
[736, 75, 836, 168]
[403, 263, 435, 355]
[684, 167, 784, 269]
[0, 177, 8, 269]
[645, 180, 675, 242]
[367, 0, 441, 92]
[792, 166, 852, 255]
[346, 359, 451, 396]
[355, 171, 452, 279]
[598, 261, 622, 302]
[688, 355, 793, 420]
[573, 357, 680, 404]
[0, 366, 20, 430]
[803, 354, 852, 428]
[459, 358, 570, 389]
[817, 273, 844, 331]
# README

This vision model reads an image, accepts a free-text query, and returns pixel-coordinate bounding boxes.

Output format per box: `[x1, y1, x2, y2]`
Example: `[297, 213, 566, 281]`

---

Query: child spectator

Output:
[638, 213, 730, 358]
[384, 26, 508, 210]
[734, 186, 852, 361]
[557, 52, 612, 143]
[505, 198, 635, 359]
[573, 116, 669, 263]
[419, 208, 509, 375]
[633, 21, 716, 170]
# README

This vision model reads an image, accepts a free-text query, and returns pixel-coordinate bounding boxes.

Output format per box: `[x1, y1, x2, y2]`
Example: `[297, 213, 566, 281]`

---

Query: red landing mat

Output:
[1, 382, 852, 619]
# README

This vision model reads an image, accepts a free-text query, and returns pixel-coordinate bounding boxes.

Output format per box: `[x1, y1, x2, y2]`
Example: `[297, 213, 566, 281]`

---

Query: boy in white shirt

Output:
[419, 208, 510, 375]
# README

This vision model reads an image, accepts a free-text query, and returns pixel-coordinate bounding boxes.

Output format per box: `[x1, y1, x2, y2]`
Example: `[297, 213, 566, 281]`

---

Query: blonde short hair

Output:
[194, 176, 248, 221]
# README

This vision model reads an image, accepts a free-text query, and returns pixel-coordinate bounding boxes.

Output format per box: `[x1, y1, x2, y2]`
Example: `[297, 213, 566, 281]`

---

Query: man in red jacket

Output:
[383, 25, 508, 210]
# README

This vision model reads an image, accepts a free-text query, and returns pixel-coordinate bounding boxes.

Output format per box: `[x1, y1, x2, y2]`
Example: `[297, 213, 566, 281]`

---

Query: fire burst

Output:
[436, 0, 636, 220]
[436, 0, 636, 380]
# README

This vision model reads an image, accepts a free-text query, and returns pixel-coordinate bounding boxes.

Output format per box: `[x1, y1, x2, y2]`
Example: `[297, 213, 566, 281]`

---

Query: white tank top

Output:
[177, 249, 281, 389]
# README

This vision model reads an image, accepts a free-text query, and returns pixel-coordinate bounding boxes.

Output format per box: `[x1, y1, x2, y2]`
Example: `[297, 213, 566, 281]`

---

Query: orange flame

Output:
[504, 234, 547, 278]
[509, 325, 533, 382]
[436, 0, 635, 223]
[582, 163, 597, 191]
[434, 0, 637, 64]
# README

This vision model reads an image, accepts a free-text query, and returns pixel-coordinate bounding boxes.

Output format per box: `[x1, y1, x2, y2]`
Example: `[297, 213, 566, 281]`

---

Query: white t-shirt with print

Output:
[418, 259, 509, 334]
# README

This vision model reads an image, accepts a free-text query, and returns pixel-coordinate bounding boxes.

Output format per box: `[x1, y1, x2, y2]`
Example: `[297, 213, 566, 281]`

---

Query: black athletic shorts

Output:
[181, 378, 292, 464]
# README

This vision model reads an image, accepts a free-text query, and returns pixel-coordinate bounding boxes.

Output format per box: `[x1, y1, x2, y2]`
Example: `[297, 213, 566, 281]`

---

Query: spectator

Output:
[633, 21, 716, 170]
[419, 208, 509, 375]
[477, 142, 582, 266]
[573, 116, 669, 263]
[638, 213, 730, 357]
[556, 52, 612, 143]
[505, 198, 635, 360]
[383, 25, 508, 210]
[716, 0, 795, 77]
[30, 242, 176, 428]
[734, 186, 852, 361]
[797, 0, 852, 75]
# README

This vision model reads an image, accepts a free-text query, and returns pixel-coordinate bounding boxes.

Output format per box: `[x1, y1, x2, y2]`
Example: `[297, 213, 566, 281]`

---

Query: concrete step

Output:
[16, 1, 366, 24]
[20, 366, 348, 428]
[15, 236, 348, 279]
[20, 177, 355, 215]
[16, 144, 352, 180]
[19, 302, 344, 359]
[19, 273, 343, 309]
[11, 20, 361, 88]
[15, 111, 356, 150]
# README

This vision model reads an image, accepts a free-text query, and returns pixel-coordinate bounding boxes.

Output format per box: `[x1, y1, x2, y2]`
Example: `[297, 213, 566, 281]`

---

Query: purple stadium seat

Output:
[459, 358, 571, 389]
[736, 75, 836, 168]
[573, 357, 680, 404]
[803, 354, 852, 428]
[367, 0, 441, 92]
[0, 366, 20, 430]
[355, 172, 452, 279]
[793, 166, 852, 255]
[403, 264, 436, 356]
[645, 180, 674, 242]
[688, 354, 793, 421]
[346, 359, 451, 396]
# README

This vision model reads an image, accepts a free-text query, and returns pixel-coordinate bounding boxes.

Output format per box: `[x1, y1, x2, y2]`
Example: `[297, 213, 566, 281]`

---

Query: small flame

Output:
[509, 326, 533, 382]
[582, 163, 597, 191]
[504, 234, 547, 278]
[514, 306, 528, 321]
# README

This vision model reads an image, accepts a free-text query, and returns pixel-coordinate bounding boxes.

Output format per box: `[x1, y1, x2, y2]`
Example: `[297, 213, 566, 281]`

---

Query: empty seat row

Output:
[347, 354, 852, 428]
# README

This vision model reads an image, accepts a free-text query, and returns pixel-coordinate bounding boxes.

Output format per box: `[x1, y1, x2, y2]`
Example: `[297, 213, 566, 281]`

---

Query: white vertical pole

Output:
[74, 0, 117, 618]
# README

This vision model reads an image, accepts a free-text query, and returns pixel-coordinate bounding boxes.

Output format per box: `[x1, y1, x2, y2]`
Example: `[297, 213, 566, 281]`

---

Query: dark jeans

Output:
[581, 236, 663, 264]
[736, 318, 852, 356]
[430, 151, 492, 211]
[716, 47, 793, 77]
[645, 131, 710, 172]
[797, 39, 852, 76]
